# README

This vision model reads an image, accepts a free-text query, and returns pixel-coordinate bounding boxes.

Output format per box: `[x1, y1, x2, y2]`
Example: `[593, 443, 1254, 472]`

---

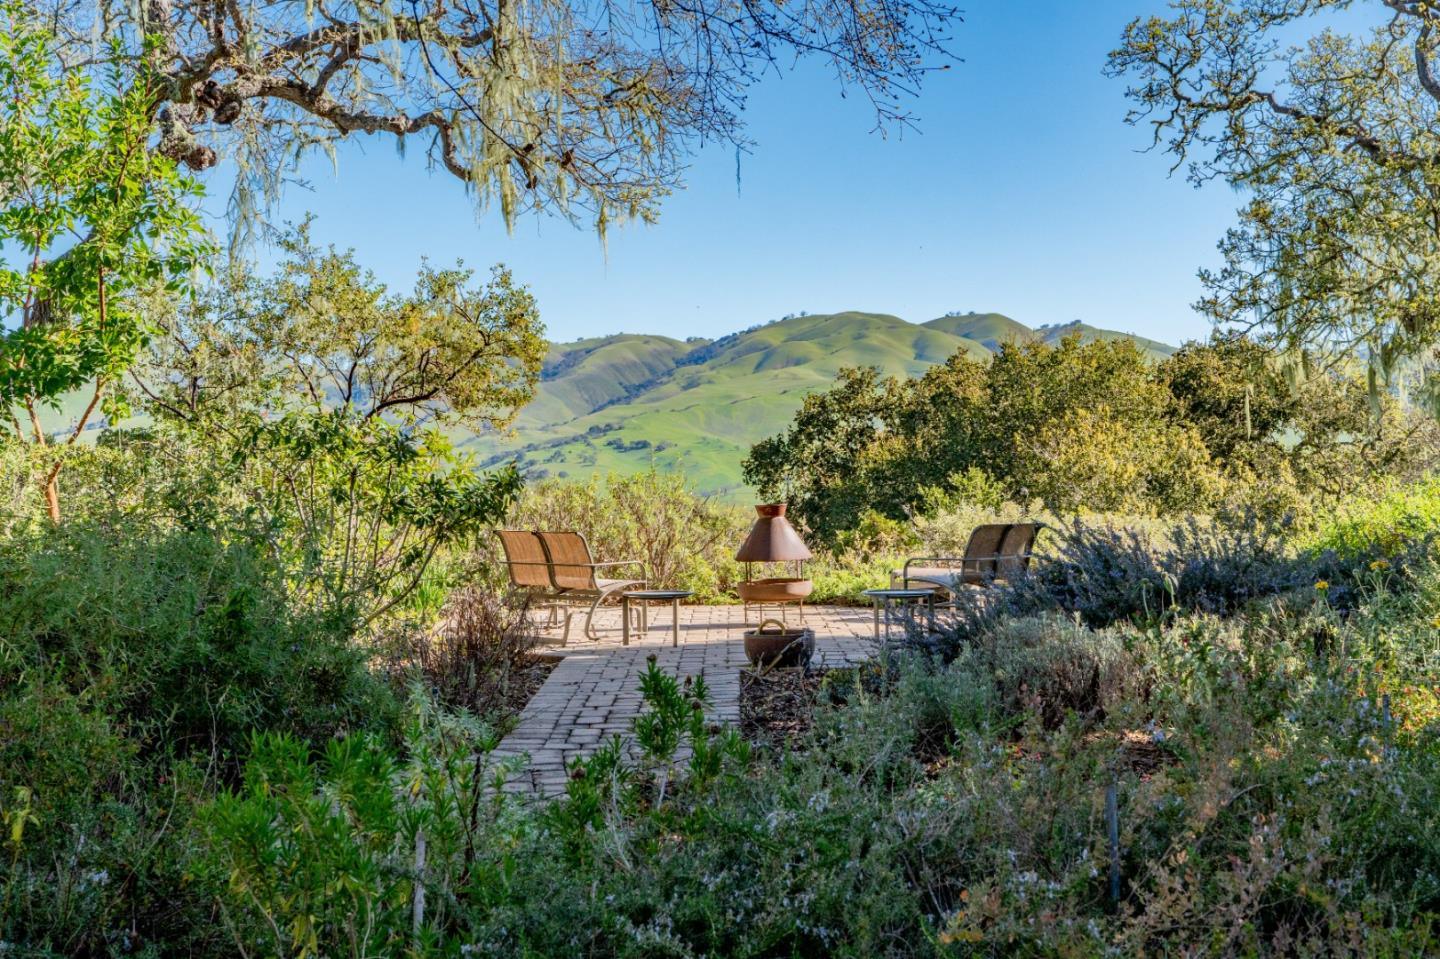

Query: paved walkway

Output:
[494, 605, 877, 796]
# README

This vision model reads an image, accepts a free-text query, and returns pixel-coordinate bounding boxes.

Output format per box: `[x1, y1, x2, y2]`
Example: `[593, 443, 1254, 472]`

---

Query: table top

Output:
[862, 588, 937, 599]
[622, 589, 695, 600]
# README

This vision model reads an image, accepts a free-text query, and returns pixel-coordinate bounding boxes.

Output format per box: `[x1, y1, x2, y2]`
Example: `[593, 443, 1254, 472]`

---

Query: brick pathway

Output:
[494, 605, 877, 796]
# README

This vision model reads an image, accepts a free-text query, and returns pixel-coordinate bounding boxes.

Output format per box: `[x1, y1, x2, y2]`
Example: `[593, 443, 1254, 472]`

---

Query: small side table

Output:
[620, 590, 694, 647]
[862, 588, 938, 642]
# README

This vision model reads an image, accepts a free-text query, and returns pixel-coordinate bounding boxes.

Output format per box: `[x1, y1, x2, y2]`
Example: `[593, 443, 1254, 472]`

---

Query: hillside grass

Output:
[464, 310, 1174, 497]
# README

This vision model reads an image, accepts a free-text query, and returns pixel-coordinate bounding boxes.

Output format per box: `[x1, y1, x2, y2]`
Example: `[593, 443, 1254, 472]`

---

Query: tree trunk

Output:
[42, 475, 60, 523]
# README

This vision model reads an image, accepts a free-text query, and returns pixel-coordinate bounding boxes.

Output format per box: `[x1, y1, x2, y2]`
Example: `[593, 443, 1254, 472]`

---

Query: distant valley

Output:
[458, 311, 1178, 498]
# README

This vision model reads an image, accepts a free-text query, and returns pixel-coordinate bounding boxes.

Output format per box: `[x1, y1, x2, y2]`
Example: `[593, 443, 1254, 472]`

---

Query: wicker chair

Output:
[894, 522, 1043, 597]
[495, 529, 645, 643]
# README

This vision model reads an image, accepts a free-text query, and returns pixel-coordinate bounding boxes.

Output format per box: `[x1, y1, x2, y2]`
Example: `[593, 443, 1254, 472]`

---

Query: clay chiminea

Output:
[736, 503, 813, 622]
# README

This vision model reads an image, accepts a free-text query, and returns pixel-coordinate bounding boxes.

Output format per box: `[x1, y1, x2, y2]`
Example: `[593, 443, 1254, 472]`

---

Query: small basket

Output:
[743, 618, 815, 669]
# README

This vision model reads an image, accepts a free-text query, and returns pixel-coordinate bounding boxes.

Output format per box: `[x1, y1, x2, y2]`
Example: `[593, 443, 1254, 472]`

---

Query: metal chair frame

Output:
[895, 523, 1046, 600]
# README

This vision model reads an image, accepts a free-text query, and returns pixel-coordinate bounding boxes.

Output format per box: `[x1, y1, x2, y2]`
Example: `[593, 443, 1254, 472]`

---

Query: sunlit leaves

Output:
[1108, 0, 1440, 393]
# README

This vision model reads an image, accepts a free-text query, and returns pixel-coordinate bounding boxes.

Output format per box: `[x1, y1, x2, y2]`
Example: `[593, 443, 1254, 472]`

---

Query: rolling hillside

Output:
[462, 311, 1178, 497]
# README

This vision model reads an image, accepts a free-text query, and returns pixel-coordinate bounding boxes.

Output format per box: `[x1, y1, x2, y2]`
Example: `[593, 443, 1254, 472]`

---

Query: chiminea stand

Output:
[734, 504, 814, 628]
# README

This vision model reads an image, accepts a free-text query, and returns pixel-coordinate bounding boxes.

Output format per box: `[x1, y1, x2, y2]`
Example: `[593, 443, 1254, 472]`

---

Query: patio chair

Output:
[495, 529, 564, 628]
[535, 530, 646, 643]
[894, 522, 1044, 598]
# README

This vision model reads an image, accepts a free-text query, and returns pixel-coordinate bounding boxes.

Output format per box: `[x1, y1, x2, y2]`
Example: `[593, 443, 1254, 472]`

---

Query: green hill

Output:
[461, 310, 1178, 498]
[922, 312, 1037, 350]
[1034, 321, 1176, 362]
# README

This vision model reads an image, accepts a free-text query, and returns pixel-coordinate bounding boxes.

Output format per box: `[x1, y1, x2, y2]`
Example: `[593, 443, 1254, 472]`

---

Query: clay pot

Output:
[743, 619, 815, 668]
[736, 577, 814, 603]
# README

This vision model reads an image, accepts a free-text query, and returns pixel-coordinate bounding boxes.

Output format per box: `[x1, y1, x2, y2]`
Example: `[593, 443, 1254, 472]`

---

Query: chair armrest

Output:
[900, 553, 1036, 587]
[901, 556, 966, 588]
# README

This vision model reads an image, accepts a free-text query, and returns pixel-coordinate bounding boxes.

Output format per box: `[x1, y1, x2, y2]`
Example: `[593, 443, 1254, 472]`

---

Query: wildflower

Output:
[1315, 580, 1330, 592]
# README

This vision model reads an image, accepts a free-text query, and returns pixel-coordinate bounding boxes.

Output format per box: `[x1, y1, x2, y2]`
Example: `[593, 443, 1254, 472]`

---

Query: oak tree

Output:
[1108, 1, 1440, 391]
[36, 0, 962, 239]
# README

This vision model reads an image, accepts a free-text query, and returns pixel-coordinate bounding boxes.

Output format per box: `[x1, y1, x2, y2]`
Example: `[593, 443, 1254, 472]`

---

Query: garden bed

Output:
[504, 653, 561, 718]
[740, 666, 827, 748]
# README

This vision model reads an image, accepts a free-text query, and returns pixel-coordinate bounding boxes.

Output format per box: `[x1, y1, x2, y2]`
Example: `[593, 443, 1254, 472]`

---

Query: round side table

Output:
[620, 590, 695, 647]
[861, 587, 938, 642]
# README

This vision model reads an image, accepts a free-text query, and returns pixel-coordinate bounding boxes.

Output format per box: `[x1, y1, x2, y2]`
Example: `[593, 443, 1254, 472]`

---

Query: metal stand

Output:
[741, 599, 805, 628]
[620, 590, 693, 647]
[863, 588, 938, 643]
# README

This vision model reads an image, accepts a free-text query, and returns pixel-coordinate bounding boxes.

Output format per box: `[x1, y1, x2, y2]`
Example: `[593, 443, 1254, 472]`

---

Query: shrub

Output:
[0, 521, 398, 759]
[0, 681, 223, 955]
[404, 585, 541, 717]
[956, 513, 1327, 635]
[200, 698, 515, 957]
[806, 552, 895, 604]
[1310, 476, 1440, 560]
[51, 561, 1440, 956]
[1036, 514, 1316, 626]
[961, 613, 1142, 728]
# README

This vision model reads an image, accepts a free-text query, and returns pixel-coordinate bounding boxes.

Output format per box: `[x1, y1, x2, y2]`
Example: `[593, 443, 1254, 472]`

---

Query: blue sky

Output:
[209, 0, 1247, 347]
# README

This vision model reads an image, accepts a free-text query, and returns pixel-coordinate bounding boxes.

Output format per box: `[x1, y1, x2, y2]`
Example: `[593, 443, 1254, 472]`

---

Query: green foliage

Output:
[137, 224, 546, 433]
[0, 4, 213, 517]
[746, 334, 1435, 545]
[0, 520, 397, 759]
[6, 470, 1440, 954]
[202, 697, 515, 957]
[201, 667, 749, 956]
[117, 232, 543, 624]
[1107, 1, 1440, 395]
[801, 554, 896, 604]
[743, 366, 896, 539]
[234, 409, 525, 625]
[1310, 477, 1440, 561]
[191, 568, 1440, 956]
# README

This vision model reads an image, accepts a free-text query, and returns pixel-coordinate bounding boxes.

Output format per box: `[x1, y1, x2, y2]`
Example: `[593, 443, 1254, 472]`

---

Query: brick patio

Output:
[493, 604, 878, 797]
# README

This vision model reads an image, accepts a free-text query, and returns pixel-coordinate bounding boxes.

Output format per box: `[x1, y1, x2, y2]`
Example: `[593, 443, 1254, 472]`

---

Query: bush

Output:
[7, 550, 1433, 956]
[0, 521, 398, 759]
[961, 613, 1142, 728]
[200, 698, 514, 957]
[1310, 476, 1440, 560]
[0, 681, 224, 955]
[956, 513, 1329, 634]
[404, 585, 541, 717]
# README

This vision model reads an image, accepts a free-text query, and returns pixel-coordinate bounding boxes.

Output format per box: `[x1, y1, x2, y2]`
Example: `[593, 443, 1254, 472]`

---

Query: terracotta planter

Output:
[743, 619, 815, 668]
[736, 577, 814, 603]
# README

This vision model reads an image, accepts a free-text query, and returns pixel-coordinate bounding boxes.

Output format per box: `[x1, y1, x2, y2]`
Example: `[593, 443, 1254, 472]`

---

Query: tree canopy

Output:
[1107, 0, 1440, 392]
[744, 336, 1438, 545]
[0, 5, 213, 519]
[134, 224, 545, 432]
[33, 0, 961, 240]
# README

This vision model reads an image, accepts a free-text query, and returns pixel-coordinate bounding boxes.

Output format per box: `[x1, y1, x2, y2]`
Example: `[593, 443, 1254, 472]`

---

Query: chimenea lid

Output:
[735, 503, 812, 562]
